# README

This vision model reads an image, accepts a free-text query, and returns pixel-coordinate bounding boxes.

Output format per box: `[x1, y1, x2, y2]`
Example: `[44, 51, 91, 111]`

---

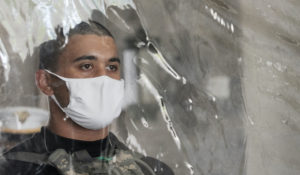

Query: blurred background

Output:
[0, 0, 299, 174]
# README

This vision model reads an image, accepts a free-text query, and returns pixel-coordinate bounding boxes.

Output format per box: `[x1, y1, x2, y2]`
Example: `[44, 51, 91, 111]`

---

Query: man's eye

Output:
[106, 65, 118, 72]
[80, 63, 93, 70]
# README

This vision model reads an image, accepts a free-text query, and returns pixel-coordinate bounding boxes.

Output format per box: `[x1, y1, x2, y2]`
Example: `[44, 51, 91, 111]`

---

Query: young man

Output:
[0, 21, 173, 175]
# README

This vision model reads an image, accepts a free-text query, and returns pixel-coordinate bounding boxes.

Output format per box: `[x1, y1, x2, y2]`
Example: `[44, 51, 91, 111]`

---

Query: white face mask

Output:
[45, 70, 124, 130]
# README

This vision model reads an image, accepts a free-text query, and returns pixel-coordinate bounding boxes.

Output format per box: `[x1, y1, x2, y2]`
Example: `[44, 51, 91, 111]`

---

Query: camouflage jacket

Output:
[0, 127, 174, 175]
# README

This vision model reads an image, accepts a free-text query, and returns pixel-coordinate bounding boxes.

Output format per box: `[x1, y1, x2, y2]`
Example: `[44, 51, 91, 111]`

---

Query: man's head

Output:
[35, 20, 124, 138]
[36, 21, 121, 100]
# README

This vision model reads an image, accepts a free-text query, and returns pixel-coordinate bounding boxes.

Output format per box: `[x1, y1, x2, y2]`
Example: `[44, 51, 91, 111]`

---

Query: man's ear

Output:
[35, 69, 54, 96]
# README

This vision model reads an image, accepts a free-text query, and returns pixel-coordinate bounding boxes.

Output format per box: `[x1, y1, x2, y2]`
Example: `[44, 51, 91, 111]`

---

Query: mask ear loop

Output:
[45, 69, 69, 121]
[44, 69, 68, 81]
[50, 95, 69, 121]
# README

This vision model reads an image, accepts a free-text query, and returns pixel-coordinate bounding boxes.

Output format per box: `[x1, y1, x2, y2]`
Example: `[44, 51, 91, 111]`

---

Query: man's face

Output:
[49, 34, 121, 107]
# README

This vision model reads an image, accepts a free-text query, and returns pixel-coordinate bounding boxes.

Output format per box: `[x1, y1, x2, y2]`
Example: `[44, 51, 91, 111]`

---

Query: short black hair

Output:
[38, 20, 113, 71]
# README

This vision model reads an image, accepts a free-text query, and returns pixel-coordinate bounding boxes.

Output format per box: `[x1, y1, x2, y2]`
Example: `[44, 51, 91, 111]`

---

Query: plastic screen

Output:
[0, 0, 299, 175]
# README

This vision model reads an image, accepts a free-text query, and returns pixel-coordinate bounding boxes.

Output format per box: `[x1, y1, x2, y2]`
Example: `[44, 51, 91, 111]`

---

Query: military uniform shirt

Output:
[0, 127, 174, 175]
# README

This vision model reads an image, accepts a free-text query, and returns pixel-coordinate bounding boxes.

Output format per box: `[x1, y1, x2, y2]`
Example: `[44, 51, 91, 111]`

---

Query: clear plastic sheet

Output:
[0, 0, 299, 175]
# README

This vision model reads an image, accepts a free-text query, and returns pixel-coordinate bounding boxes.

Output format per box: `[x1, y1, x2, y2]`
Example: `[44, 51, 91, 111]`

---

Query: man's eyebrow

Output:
[73, 55, 97, 62]
[109, 57, 121, 63]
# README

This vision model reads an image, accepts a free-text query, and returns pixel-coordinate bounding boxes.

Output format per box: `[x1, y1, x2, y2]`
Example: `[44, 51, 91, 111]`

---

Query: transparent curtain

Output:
[0, 0, 299, 175]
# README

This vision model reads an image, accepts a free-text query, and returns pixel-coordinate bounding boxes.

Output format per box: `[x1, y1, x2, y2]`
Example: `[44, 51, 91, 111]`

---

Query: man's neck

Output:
[47, 100, 109, 141]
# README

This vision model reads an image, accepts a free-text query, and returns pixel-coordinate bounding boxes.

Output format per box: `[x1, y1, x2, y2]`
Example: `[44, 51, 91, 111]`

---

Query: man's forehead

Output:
[59, 34, 119, 62]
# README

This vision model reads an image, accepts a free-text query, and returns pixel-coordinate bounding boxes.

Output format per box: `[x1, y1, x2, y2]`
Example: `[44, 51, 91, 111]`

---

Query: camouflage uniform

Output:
[0, 128, 173, 175]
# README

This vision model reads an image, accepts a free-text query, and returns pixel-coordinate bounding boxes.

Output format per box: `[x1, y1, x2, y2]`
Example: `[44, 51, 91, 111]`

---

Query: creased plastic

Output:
[1, 0, 299, 175]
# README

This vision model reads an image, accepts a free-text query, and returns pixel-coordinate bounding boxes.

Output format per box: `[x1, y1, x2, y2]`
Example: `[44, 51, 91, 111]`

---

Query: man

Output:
[0, 21, 174, 175]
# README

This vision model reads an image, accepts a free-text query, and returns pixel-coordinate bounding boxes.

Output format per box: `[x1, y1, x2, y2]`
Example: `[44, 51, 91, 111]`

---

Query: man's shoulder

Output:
[110, 133, 174, 175]
[3, 132, 45, 154]
[0, 157, 56, 175]
[0, 132, 53, 175]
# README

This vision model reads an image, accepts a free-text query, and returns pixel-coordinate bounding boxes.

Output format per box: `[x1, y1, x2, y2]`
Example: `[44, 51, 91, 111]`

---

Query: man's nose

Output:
[95, 64, 107, 77]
